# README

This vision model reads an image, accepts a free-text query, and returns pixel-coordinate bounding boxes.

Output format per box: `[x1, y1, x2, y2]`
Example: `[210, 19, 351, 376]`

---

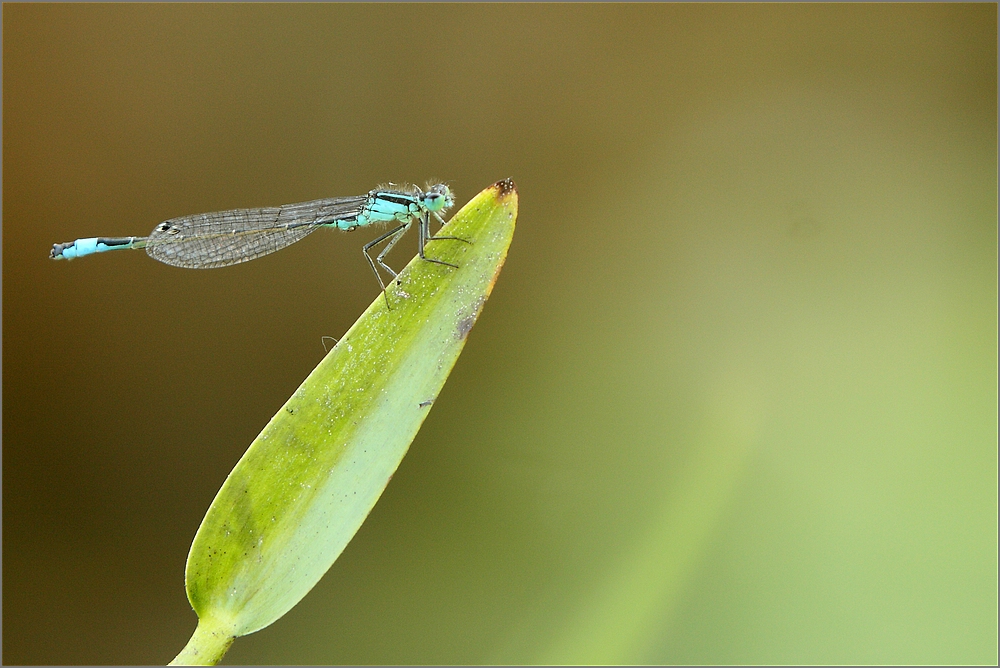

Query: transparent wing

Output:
[144, 195, 369, 268]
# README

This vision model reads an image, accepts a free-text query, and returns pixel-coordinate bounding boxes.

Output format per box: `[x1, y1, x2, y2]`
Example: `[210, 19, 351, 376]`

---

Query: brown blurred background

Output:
[3, 4, 996, 665]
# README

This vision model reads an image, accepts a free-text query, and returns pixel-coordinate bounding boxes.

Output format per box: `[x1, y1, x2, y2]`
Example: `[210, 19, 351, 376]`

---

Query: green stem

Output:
[169, 616, 237, 666]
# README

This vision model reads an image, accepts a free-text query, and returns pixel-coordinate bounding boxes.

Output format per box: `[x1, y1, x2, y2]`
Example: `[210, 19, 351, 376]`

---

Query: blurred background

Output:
[3, 4, 996, 665]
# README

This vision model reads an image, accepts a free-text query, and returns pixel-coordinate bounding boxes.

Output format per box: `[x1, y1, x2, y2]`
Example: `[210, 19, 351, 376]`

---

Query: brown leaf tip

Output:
[491, 178, 517, 200]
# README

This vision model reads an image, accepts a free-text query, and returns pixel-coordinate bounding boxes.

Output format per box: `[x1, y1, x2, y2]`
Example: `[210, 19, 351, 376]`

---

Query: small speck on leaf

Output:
[457, 315, 476, 339]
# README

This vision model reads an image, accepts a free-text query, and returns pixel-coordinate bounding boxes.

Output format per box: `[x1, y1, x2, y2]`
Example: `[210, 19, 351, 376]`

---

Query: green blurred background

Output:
[3, 3, 996, 665]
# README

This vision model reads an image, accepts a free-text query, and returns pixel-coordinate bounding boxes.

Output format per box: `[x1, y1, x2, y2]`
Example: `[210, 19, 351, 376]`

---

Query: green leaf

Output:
[170, 179, 518, 666]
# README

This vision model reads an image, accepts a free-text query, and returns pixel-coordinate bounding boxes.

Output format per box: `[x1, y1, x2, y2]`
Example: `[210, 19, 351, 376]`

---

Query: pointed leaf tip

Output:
[492, 177, 517, 199]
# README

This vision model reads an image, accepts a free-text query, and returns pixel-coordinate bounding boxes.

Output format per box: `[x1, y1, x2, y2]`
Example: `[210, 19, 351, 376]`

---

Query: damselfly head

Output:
[422, 183, 454, 214]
